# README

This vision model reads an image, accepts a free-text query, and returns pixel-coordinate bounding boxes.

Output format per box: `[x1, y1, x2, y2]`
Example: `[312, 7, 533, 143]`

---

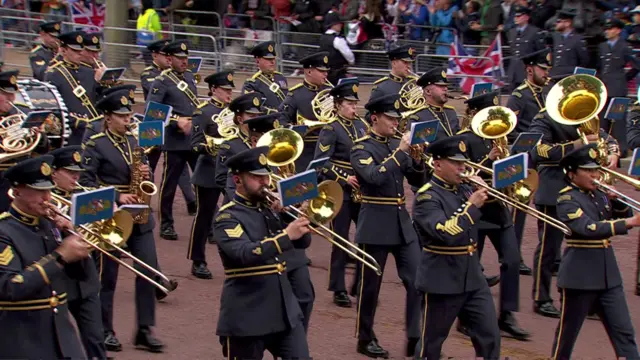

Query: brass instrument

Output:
[0, 114, 24, 138]
[212, 108, 238, 138]
[0, 127, 43, 164]
[311, 89, 337, 123]
[256, 128, 304, 177]
[93, 58, 106, 69]
[399, 78, 426, 111]
[447, 94, 469, 100]
[130, 147, 158, 224]
[593, 178, 640, 212]
[546, 74, 609, 164]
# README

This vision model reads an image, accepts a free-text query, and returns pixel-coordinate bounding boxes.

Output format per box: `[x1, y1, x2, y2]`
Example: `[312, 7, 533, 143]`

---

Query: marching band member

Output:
[82, 84, 137, 143]
[507, 48, 552, 276]
[80, 32, 103, 70]
[313, 80, 368, 308]
[81, 91, 165, 353]
[50, 145, 106, 359]
[44, 31, 105, 145]
[278, 52, 332, 171]
[146, 40, 199, 241]
[213, 146, 311, 359]
[369, 45, 417, 102]
[141, 39, 170, 100]
[242, 41, 288, 111]
[0, 156, 89, 359]
[528, 96, 620, 318]
[551, 145, 640, 359]
[625, 103, 640, 296]
[412, 135, 500, 359]
[188, 70, 234, 279]
[29, 21, 61, 81]
[409, 67, 459, 138]
[350, 94, 424, 358]
[457, 92, 530, 340]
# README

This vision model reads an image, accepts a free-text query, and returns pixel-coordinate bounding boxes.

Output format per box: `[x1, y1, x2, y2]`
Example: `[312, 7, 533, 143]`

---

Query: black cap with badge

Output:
[0, 70, 19, 94]
[225, 146, 272, 175]
[244, 113, 279, 134]
[96, 90, 133, 114]
[5, 155, 56, 189]
[204, 71, 235, 89]
[465, 91, 500, 112]
[229, 93, 263, 114]
[82, 32, 102, 52]
[365, 94, 402, 118]
[38, 21, 62, 36]
[299, 52, 330, 71]
[520, 48, 552, 69]
[387, 45, 416, 62]
[250, 41, 277, 59]
[560, 144, 601, 173]
[162, 40, 189, 58]
[604, 17, 625, 30]
[557, 8, 577, 20]
[147, 39, 169, 54]
[513, 5, 531, 16]
[426, 135, 469, 161]
[102, 84, 137, 105]
[417, 67, 449, 87]
[58, 31, 85, 50]
[330, 80, 359, 101]
[50, 145, 84, 172]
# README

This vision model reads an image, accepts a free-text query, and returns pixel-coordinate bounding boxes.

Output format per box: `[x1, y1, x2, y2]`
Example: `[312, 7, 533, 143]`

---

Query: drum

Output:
[15, 79, 70, 148]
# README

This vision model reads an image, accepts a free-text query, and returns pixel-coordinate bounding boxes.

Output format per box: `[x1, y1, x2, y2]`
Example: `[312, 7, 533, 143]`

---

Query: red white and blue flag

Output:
[447, 35, 505, 94]
[70, 1, 105, 30]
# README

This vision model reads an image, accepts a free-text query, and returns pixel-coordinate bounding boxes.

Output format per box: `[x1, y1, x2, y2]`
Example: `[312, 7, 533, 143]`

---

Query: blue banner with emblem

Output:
[71, 187, 116, 226]
[277, 169, 319, 207]
[573, 67, 597, 76]
[510, 132, 543, 154]
[187, 57, 203, 73]
[307, 156, 330, 172]
[629, 148, 640, 176]
[409, 120, 440, 145]
[137, 120, 164, 147]
[471, 82, 493, 98]
[603, 97, 630, 122]
[492, 153, 528, 189]
[143, 101, 172, 125]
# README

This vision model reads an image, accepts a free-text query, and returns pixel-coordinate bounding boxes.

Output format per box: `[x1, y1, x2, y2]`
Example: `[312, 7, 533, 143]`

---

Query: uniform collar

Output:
[525, 79, 543, 93]
[53, 187, 72, 199]
[432, 174, 458, 191]
[210, 97, 225, 108]
[570, 182, 591, 194]
[62, 59, 79, 69]
[303, 80, 319, 91]
[370, 130, 388, 143]
[338, 114, 353, 124]
[259, 70, 274, 79]
[152, 61, 161, 70]
[427, 102, 444, 112]
[106, 129, 126, 143]
[233, 192, 258, 208]
[389, 72, 405, 82]
[10, 204, 39, 226]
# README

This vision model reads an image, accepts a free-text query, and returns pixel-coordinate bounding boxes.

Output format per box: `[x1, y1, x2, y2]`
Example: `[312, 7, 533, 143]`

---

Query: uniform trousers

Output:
[532, 205, 564, 303]
[356, 242, 421, 342]
[148, 148, 195, 205]
[159, 150, 198, 229]
[551, 286, 639, 360]
[477, 225, 521, 312]
[68, 293, 107, 359]
[512, 208, 527, 262]
[415, 286, 500, 360]
[220, 320, 310, 360]
[288, 262, 315, 333]
[188, 185, 221, 264]
[328, 195, 360, 293]
[97, 227, 159, 331]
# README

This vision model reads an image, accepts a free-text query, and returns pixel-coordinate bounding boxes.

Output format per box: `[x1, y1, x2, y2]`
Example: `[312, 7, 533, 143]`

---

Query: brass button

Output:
[603, 239, 610, 248]
[276, 263, 285, 273]
[49, 296, 59, 307]
[53, 308, 58, 314]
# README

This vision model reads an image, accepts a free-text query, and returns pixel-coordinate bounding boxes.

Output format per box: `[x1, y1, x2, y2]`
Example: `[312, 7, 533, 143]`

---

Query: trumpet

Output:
[593, 179, 640, 212]
[93, 58, 107, 69]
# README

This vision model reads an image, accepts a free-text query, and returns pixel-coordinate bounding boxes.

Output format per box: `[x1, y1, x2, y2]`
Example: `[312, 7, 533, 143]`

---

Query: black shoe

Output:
[486, 274, 500, 287]
[192, 262, 213, 279]
[456, 320, 470, 337]
[498, 311, 530, 341]
[104, 331, 122, 352]
[356, 339, 389, 359]
[552, 262, 560, 276]
[155, 278, 178, 301]
[187, 201, 197, 216]
[134, 327, 164, 353]
[534, 301, 561, 318]
[333, 291, 352, 307]
[207, 234, 217, 244]
[160, 227, 178, 241]
[406, 337, 419, 357]
[519, 261, 532, 276]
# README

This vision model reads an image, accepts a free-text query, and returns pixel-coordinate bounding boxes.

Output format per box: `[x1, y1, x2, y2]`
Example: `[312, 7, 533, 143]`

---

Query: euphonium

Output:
[311, 89, 337, 123]
[399, 78, 426, 111]
[130, 147, 158, 224]
[256, 128, 304, 177]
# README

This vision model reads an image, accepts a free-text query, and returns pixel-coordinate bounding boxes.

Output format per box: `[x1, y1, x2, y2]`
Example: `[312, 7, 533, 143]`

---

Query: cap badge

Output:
[394, 100, 400, 110]
[268, 44, 274, 53]
[9, 76, 16, 85]
[54, 23, 60, 30]
[92, 36, 98, 44]
[129, 89, 135, 99]
[180, 43, 187, 51]
[273, 119, 280, 129]
[408, 48, 414, 56]
[76, 35, 83, 44]
[121, 96, 129, 106]
[589, 148, 598, 159]
[41, 162, 51, 176]
[323, 56, 328, 64]
[259, 153, 267, 166]
[253, 97, 260, 107]
[493, 96, 499, 105]
[459, 141, 467, 153]
[73, 151, 81, 163]
[441, 70, 447, 79]
[227, 73, 233, 81]
[352, 84, 358, 93]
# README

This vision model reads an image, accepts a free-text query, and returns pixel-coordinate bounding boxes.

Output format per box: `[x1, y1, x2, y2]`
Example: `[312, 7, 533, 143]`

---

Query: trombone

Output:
[593, 179, 640, 212]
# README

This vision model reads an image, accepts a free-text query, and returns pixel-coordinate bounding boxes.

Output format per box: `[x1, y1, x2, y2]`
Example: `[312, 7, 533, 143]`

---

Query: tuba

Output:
[130, 147, 158, 224]
[256, 128, 304, 177]
[546, 74, 609, 163]
[311, 89, 337, 124]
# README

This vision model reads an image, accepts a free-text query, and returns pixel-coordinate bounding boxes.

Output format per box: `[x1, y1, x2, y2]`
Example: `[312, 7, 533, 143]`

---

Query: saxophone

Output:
[130, 147, 158, 224]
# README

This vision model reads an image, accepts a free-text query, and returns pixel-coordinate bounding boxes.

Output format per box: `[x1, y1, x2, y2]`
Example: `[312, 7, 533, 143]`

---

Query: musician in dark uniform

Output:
[80, 91, 165, 353]
[457, 92, 530, 340]
[313, 80, 369, 308]
[44, 31, 105, 146]
[507, 48, 552, 276]
[146, 40, 199, 241]
[188, 71, 234, 279]
[215, 93, 264, 202]
[625, 104, 640, 296]
[506, 5, 544, 91]
[242, 41, 288, 111]
[279, 52, 332, 172]
[351, 94, 424, 358]
[412, 135, 500, 360]
[408, 67, 459, 139]
[29, 21, 61, 81]
[213, 146, 311, 360]
[80, 32, 103, 70]
[0, 156, 89, 359]
[549, 9, 589, 79]
[369, 45, 417, 102]
[551, 145, 640, 360]
[50, 145, 106, 359]
[82, 84, 137, 143]
[598, 18, 640, 156]
[529, 104, 620, 318]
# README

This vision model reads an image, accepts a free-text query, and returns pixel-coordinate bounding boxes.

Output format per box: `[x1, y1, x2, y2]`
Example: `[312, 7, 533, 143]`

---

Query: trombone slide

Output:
[594, 180, 640, 212]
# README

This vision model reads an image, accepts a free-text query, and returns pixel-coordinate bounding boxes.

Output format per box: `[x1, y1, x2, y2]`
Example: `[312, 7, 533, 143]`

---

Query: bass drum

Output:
[14, 79, 70, 148]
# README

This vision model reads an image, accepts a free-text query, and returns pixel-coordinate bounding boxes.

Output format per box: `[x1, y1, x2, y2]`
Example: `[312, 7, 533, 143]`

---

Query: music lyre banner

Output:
[471, 82, 493, 98]
[307, 157, 330, 172]
[409, 120, 440, 145]
[628, 148, 640, 176]
[71, 186, 116, 226]
[99, 68, 126, 82]
[511, 132, 543, 154]
[143, 101, 172, 125]
[22, 110, 62, 131]
[187, 57, 203, 74]
[493, 153, 528, 189]
[604, 97, 630, 121]
[291, 125, 309, 138]
[133, 113, 145, 122]
[573, 67, 597, 76]
[277, 169, 319, 208]
[137, 121, 165, 147]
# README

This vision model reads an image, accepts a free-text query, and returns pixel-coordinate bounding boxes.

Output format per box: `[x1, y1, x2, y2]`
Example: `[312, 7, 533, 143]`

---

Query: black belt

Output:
[0, 292, 67, 311]
[330, 159, 352, 169]
[423, 244, 477, 256]
[224, 263, 286, 278]
[566, 239, 611, 249]
[360, 196, 405, 205]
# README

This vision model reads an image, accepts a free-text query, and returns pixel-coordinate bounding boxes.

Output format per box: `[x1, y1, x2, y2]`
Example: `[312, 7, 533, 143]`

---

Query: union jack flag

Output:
[71, 1, 105, 30]
[447, 35, 505, 94]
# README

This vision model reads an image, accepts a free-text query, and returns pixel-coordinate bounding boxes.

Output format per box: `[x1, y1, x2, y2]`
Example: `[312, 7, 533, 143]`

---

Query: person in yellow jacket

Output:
[137, 0, 163, 65]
